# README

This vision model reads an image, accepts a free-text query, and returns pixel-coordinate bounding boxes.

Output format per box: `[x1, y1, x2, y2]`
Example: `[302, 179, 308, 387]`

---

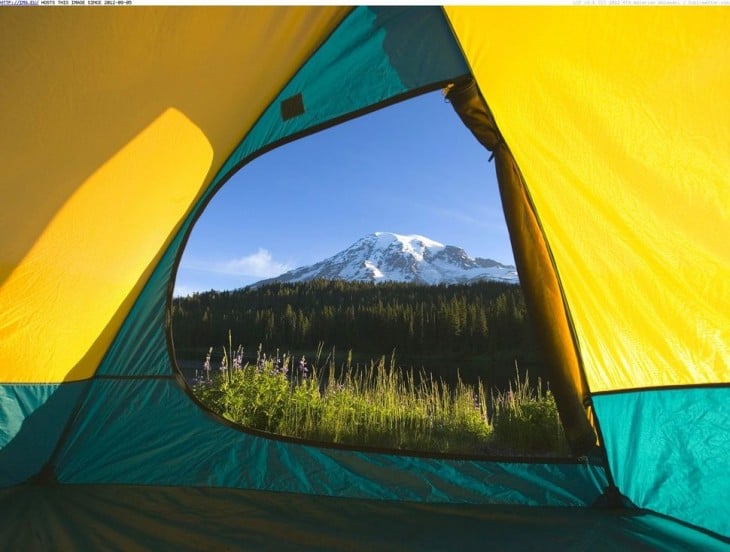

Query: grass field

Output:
[192, 338, 569, 456]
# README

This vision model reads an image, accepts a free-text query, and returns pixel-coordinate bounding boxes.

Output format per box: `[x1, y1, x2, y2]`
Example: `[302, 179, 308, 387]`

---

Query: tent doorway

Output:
[171, 90, 570, 457]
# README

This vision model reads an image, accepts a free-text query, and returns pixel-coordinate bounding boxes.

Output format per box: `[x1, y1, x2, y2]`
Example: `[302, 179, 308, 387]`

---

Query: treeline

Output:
[172, 279, 538, 359]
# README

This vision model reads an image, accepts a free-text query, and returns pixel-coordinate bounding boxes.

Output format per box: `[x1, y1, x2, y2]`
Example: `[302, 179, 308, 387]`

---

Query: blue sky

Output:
[174, 90, 514, 296]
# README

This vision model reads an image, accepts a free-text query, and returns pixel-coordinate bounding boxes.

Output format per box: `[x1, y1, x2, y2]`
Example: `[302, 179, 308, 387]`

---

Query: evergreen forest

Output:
[172, 279, 543, 387]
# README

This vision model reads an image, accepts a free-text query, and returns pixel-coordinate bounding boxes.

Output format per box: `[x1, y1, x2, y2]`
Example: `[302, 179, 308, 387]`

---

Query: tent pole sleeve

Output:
[445, 78, 597, 455]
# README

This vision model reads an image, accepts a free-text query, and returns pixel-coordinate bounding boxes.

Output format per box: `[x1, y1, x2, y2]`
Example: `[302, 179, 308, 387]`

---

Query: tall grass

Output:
[193, 343, 568, 456]
[489, 367, 569, 456]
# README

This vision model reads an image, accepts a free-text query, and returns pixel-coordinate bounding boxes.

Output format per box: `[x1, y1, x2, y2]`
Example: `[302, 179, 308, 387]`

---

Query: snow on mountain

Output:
[251, 232, 519, 287]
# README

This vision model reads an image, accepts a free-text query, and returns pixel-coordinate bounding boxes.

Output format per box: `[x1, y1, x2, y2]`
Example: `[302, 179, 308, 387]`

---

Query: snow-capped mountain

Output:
[252, 232, 518, 287]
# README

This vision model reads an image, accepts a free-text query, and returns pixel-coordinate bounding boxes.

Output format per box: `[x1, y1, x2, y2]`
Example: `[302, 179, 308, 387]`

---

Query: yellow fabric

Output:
[446, 7, 730, 392]
[0, 7, 349, 383]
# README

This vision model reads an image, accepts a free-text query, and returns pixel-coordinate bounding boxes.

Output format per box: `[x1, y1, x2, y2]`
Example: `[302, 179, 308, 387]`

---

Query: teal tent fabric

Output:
[55, 377, 607, 505]
[593, 387, 730, 539]
[0, 383, 86, 486]
[2, 484, 727, 551]
[218, 6, 470, 190]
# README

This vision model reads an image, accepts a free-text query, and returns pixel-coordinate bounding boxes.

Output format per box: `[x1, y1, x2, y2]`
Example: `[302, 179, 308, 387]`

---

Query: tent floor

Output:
[1, 483, 726, 551]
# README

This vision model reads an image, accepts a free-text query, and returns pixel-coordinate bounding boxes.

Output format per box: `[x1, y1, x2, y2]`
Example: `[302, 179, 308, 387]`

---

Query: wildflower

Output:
[220, 347, 228, 374]
[231, 345, 240, 370]
[203, 347, 212, 382]
[299, 355, 308, 379]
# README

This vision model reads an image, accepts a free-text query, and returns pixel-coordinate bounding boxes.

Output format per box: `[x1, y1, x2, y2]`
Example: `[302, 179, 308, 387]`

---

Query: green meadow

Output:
[192, 340, 569, 457]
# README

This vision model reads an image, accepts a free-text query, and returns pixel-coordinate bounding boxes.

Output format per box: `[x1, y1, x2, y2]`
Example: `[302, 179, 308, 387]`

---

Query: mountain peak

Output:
[372, 231, 445, 249]
[251, 232, 518, 287]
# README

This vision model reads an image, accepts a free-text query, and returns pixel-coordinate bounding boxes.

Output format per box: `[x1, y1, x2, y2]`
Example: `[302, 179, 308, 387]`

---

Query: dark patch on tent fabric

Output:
[281, 93, 305, 121]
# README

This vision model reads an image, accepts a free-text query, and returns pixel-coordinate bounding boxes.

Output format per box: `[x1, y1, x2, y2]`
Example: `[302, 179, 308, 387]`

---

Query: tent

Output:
[1, 6, 728, 549]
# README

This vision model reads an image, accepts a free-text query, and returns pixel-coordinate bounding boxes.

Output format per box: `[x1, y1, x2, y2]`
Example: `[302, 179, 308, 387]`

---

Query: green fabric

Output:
[0, 382, 86, 486]
[56, 377, 607, 505]
[2, 484, 728, 551]
[593, 387, 730, 539]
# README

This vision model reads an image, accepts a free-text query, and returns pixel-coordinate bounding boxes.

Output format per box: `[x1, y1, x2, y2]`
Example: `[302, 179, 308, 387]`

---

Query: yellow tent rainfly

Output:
[1, 7, 728, 549]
